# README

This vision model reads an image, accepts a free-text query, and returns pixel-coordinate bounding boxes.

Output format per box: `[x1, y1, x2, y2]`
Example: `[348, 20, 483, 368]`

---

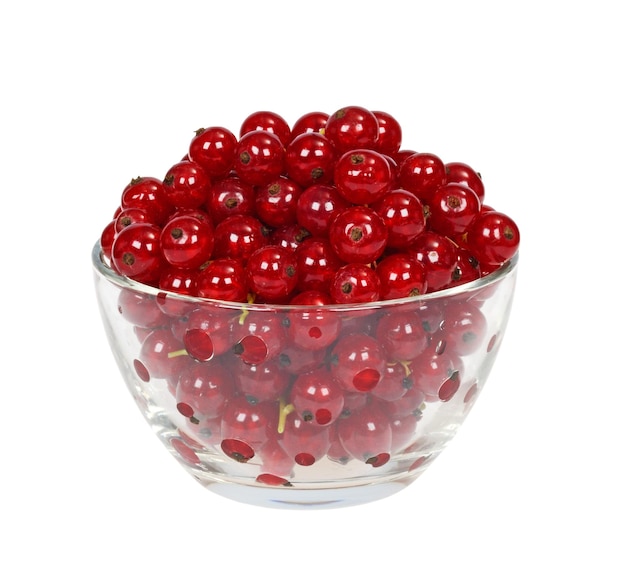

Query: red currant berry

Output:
[270, 223, 311, 252]
[176, 360, 234, 421]
[465, 210, 520, 268]
[295, 238, 343, 293]
[188, 126, 238, 178]
[114, 207, 153, 233]
[117, 289, 169, 329]
[278, 415, 331, 466]
[233, 313, 288, 365]
[205, 176, 255, 224]
[289, 367, 344, 426]
[329, 206, 388, 264]
[138, 328, 193, 381]
[180, 306, 237, 359]
[285, 132, 336, 187]
[334, 149, 392, 205]
[372, 110, 402, 155]
[324, 105, 379, 154]
[375, 253, 427, 300]
[330, 332, 386, 392]
[156, 266, 197, 316]
[287, 296, 342, 351]
[111, 223, 162, 284]
[255, 177, 302, 228]
[246, 245, 299, 302]
[239, 110, 291, 147]
[291, 111, 328, 138]
[234, 358, 291, 404]
[373, 189, 426, 249]
[212, 214, 269, 259]
[398, 152, 447, 204]
[371, 361, 412, 403]
[160, 214, 214, 269]
[428, 183, 481, 238]
[376, 309, 429, 361]
[439, 300, 488, 356]
[194, 258, 248, 302]
[445, 161, 485, 204]
[220, 397, 278, 462]
[121, 176, 173, 225]
[408, 230, 459, 292]
[163, 160, 211, 209]
[337, 399, 392, 465]
[451, 248, 481, 286]
[234, 130, 285, 187]
[100, 220, 116, 261]
[295, 183, 351, 238]
[330, 263, 381, 304]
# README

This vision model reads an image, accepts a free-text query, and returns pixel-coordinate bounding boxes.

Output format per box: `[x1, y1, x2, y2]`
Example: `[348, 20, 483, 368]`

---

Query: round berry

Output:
[212, 214, 269, 259]
[325, 105, 379, 154]
[428, 183, 481, 238]
[372, 110, 402, 155]
[163, 160, 211, 209]
[188, 126, 238, 178]
[445, 161, 485, 204]
[398, 152, 446, 204]
[291, 111, 328, 138]
[376, 253, 427, 300]
[235, 130, 285, 187]
[239, 110, 291, 147]
[465, 210, 520, 268]
[329, 206, 388, 264]
[295, 183, 351, 237]
[373, 188, 426, 249]
[285, 132, 336, 187]
[255, 177, 302, 228]
[246, 245, 299, 302]
[111, 223, 162, 284]
[205, 176, 255, 223]
[329, 263, 381, 304]
[194, 258, 248, 302]
[160, 214, 215, 269]
[121, 176, 173, 225]
[334, 148, 392, 205]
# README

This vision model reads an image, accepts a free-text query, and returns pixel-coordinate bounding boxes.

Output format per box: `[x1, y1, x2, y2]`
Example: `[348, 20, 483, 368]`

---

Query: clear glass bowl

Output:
[92, 240, 518, 509]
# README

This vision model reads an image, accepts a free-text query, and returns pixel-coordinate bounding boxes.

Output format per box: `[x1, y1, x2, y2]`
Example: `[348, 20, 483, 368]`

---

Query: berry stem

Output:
[277, 397, 294, 434]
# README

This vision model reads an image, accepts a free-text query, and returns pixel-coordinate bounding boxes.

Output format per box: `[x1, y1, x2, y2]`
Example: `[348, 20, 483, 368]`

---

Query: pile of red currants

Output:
[97, 106, 520, 487]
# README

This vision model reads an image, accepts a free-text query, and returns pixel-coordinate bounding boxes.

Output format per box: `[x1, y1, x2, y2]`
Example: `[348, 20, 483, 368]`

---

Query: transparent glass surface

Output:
[92, 241, 518, 509]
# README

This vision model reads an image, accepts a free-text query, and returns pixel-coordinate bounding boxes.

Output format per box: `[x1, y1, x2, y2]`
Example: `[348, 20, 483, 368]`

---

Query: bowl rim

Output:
[92, 240, 518, 312]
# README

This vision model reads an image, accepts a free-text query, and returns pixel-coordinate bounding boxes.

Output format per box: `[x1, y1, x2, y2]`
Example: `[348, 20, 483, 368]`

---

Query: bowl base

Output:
[194, 473, 416, 510]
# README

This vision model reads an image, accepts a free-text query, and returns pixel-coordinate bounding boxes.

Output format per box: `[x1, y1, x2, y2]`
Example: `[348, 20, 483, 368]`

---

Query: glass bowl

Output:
[92, 240, 518, 509]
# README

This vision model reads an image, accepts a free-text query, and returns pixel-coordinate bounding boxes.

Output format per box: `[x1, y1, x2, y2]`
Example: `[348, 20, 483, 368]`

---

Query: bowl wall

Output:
[92, 241, 517, 508]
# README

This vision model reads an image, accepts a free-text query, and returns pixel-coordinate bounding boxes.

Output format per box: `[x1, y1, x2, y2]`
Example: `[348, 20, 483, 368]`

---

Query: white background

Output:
[2, 1, 624, 570]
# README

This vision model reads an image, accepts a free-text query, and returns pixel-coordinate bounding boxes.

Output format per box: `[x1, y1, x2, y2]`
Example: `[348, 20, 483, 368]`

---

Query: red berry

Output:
[295, 183, 351, 238]
[428, 182, 481, 238]
[234, 358, 291, 404]
[176, 360, 234, 421]
[445, 161, 485, 204]
[194, 258, 248, 302]
[325, 105, 379, 154]
[291, 111, 328, 138]
[255, 177, 302, 228]
[212, 214, 269, 259]
[285, 132, 336, 187]
[239, 110, 291, 147]
[330, 332, 386, 393]
[289, 367, 344, 425]
[188, 126, 238, 178]
[163, 160, 211, 209]
[111, 222, 162, 284]
[372, 110, 402, 155]
[329, 206, 388, 264]
[465, 210, 520, 268]
[246, 245, 299, 302]
[160, 214, 214, 269]
[408, 230, 459, 292]
[375, 253, 427, 300]
[373, 189, 426, 249]
[235, 130, 285, 186]
[121, 176, 173, 225]
[295, 238, 343, 293]
[398, 152, 446, 204]
[205, 176, 255, 223]
[330, 263, 381, 304]
[333, 148, 392, 205]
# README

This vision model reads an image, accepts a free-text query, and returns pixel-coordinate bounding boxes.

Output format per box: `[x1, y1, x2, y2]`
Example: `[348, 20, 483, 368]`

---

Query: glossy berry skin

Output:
[374, 189, 426, 249]
[212, 214, 269, 260]
[114, 207, 153, 233]
[428, 183, 481, 238]
[285, 132, 336, 187]
[176, 360, 234, 421]
[120, 176, 173, 226]
[205, 176, 255, 223]
[188, 126, 238, 178]
[329, 206, 388, 264]
[325, 106, 379, 155]
[160, 214, 214, 269]
[255, 177, 302, 228]
[465, 210, 520, 268]
[330, 333, 386, 393]
[278, 415, 331, 466]
[372, 110, 402, 155]
[289, 367, 345, 426]
[337, 399, 392, 466]
[179, 306, 238, 359]
[296, 183, 351, 238]
[233, 313, 288, 365]
[246, 245, 299, 303]
[163, 160, 211, 209]
[333, 149, 392, 205]
[409, 230, 459, 292]
[111, 222, 162, 284]
[234, 358, 291, 404]
[194, 258, 248, 302]
[291, 111, 328, 138]
[239, 110, 291, 147]
[439, 300, 488, 356]
[398, 152, 447, 204]
[288, 292, 342, 351]
[376, 309, 429, 361]
[270, 223, 311, 252]
[329, 263, 381, 304]
[445, 161, 485, 204]
[295, 238, 342, 293]
[235, 130, 285, 186]
[375, 253, 427, 300]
